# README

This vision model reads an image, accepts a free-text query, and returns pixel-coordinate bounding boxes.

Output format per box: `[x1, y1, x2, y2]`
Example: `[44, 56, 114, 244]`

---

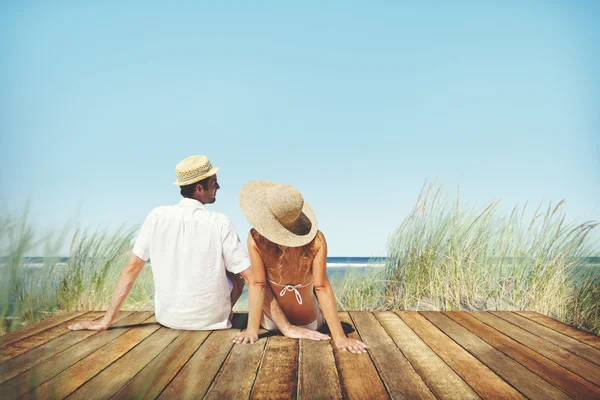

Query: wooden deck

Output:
[1, 311, 599, 399]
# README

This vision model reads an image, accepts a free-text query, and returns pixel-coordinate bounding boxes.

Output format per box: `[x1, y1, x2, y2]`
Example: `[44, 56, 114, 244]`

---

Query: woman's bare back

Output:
[252, 229, 323, 325]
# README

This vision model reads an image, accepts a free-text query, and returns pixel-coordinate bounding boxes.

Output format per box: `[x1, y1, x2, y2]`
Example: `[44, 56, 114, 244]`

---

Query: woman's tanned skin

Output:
[232, 230, 368, 354]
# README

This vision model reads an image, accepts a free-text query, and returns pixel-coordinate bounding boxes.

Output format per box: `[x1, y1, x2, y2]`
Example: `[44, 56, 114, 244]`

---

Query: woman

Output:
[233, 180, 367, 354]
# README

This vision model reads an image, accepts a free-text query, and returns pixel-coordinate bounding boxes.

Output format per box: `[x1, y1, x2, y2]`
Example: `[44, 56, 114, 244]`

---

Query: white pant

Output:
[262, 310, 323, 331]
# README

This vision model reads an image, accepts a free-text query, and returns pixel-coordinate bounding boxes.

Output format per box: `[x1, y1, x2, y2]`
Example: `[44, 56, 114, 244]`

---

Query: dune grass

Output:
[334, 181, 600, 335]
[0, 211, 153, 334]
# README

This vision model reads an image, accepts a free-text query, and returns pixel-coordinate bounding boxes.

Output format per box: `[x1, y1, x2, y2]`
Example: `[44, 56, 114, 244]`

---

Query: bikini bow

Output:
[279, 284, 304, 305]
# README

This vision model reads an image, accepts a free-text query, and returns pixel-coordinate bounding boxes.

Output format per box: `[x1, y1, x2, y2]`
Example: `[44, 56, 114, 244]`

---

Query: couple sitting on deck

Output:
[69, 155, 367, 354]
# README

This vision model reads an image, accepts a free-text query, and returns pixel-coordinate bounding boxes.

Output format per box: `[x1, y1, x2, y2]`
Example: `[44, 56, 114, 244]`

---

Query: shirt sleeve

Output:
[221, 219, 251, 274]
[132, 210, 155, 262]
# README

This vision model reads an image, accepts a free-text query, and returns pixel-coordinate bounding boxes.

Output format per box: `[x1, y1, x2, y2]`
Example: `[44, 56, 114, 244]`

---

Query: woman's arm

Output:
[313, 232, 368, 354]
[232, 233, 266, 344]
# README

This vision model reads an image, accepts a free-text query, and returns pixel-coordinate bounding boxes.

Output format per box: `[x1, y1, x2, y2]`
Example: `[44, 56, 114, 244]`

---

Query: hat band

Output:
[177, 162, 213, 182]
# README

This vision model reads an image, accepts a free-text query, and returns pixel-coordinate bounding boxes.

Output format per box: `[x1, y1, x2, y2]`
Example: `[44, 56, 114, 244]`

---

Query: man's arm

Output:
[68, 253, 146, 331]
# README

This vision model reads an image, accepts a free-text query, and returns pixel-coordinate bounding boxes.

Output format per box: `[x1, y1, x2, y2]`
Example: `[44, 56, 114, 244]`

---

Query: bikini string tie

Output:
[279, 284, 303, 305]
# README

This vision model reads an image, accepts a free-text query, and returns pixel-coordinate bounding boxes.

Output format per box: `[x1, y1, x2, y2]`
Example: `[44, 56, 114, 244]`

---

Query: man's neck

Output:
[181, 196, 205, 205]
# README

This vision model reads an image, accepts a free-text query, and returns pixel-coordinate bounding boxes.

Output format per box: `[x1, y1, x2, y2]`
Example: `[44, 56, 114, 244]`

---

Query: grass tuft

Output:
[0, 211, 153, 334]
[336, 181, 599, 335]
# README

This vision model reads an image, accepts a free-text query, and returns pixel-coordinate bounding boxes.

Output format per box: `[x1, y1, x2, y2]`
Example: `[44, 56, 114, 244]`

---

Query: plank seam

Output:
[201, 336, 238, 398]
[418, 311, 532, 400]
[330, 337, 348, 400]
[347, 312, 392, 399]
[0, 311, 91, 358]
[495, 311, 600, 366]
[468, 311, 600, 389]
[105, 327, 184, 399]
[296, 338, 302, 400]
[512, 311, 600, 350]
[70, 314, 168, 400]
[0, 312, 107, 366]
[248, 336, 270, 399]
[0, 312, 135, 387]
[394, 311, 482, 399]
[372, 311, 439, 398]
[444, 312, 573, 399]
[155, 330, 215, 400]
[16, 313, 156, 399]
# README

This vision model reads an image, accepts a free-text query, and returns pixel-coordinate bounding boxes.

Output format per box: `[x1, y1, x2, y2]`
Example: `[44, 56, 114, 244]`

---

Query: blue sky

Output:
[1, 1, 599, 256]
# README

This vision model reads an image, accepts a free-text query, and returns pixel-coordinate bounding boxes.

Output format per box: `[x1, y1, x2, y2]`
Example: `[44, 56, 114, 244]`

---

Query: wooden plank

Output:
[492, 311, 600, 365]
[446, 311, 600, 399]
[0, 311, 105, 363]
[27, 314, 163, 400]
[397, 312, 525, 400]
[375, 312, 480, 400]
[158, 329, 238, 400]
[0, 311, 131, 385]
[350, 311, 435, 399]
[514, 311, 600, 350]
[298, 338, 343, 400]
[111, 329, 208, 400]
[0, 311, 85, 347]
[468, 311, 600, 387]
[203, 335, 267, 399]
[70, 327, 194, 399]
[250, 336, 298, 400]
[421, 312, 570, 400]
[0, 312, 154, 400]
[332, 312, 388, 400]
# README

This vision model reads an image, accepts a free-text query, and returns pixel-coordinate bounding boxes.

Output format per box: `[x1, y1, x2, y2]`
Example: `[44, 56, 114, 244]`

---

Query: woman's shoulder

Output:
[312, 230, 326, 249]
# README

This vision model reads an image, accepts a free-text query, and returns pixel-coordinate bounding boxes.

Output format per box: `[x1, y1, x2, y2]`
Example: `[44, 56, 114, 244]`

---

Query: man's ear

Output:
[195, 183, 204, 195]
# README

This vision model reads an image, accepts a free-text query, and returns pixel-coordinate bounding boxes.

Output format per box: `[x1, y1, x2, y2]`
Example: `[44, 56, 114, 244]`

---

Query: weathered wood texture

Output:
[1, 311, 598, 399]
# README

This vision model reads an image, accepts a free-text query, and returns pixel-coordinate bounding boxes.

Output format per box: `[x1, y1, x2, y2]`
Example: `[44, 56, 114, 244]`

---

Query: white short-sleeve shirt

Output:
[133, 198, 250, 330]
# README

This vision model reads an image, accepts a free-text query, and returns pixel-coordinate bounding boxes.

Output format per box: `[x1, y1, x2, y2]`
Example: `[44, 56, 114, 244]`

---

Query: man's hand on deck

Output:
[68, 320, 110, 332]
[232, 329, 259, 344]
[283, 325, 330, 341]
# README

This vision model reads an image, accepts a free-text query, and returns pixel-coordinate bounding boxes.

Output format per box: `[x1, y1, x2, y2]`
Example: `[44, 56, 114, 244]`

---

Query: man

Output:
[69, 155, 264, 344]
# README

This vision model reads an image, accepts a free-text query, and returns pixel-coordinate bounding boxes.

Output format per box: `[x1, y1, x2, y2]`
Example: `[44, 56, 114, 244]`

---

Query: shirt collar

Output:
[179, 198, 206, 209]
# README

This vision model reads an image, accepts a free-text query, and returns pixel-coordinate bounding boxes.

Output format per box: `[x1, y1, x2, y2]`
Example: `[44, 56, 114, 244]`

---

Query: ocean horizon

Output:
[2, 256, 389, 269]
[5, 256, 599, 269]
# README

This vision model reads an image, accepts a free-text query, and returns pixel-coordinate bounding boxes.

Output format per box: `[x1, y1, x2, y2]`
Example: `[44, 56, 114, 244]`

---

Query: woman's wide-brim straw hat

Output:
[239, 181, 318, 247]
[173, 155, 220, 186]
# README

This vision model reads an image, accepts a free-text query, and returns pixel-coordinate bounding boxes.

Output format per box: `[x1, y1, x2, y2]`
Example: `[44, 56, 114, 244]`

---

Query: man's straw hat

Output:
[239, 181, 318, 247]
[173, 155, 220, 186]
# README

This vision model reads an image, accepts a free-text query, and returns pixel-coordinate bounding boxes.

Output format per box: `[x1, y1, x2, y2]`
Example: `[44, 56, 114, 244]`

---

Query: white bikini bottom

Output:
[262, 309, 324, 332]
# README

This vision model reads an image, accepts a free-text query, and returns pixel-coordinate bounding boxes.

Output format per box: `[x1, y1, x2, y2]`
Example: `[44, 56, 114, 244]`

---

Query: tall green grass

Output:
[335, 181, 600, 335]
[0, 211, 153, 334]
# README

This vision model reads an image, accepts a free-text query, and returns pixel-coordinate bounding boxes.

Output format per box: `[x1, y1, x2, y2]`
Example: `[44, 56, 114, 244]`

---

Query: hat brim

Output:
[239, 180, 318, 247]
[173, 167, 220, 186]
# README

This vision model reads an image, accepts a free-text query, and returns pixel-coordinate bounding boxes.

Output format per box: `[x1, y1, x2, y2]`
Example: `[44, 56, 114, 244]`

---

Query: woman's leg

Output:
[261, 314, 279, 331]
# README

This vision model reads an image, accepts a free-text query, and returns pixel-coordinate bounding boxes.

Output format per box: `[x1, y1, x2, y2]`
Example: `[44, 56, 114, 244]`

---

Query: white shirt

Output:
[133, 198, 250, 330]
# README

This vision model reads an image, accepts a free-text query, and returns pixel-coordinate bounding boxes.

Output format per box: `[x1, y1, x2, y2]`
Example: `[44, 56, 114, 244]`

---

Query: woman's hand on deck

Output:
[283, 325, 330, 341]
[232, 329, 259, 344]
[68, 320, 110, 332]
[334, 337, 368, 354]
